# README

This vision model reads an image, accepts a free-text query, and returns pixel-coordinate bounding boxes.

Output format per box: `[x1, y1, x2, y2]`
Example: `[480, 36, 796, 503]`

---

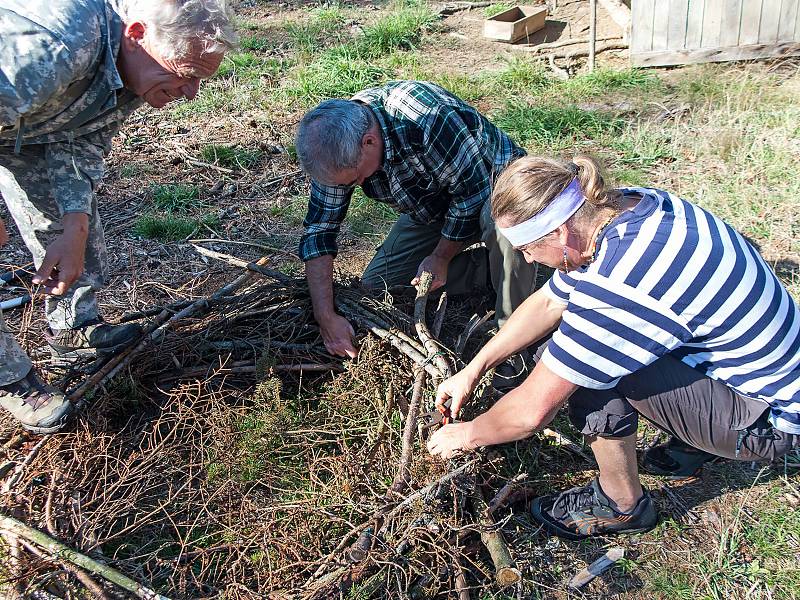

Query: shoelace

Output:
[551, 484, 597, 516]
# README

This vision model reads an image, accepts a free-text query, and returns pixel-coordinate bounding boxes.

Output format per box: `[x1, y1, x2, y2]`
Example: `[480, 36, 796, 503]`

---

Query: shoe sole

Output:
[21, 416, 70, 435]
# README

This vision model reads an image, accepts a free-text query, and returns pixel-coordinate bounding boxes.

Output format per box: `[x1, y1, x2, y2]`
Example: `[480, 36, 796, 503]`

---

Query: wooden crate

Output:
[483, 5, 547, 43]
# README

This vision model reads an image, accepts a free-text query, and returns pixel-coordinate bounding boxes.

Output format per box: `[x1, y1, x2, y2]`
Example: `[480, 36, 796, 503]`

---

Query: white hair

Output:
[119, 0, 239, 59]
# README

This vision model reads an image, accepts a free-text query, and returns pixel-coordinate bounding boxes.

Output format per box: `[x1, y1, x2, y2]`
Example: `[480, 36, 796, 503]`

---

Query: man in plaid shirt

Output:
[295, 80, 540, 358]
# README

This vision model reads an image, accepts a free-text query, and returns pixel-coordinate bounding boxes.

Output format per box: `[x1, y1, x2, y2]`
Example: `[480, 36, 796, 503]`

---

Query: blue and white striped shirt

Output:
[542, 187, 800, 434]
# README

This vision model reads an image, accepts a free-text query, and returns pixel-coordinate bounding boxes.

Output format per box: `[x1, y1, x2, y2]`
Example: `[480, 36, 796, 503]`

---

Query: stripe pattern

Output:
[542, 187, 800, 434]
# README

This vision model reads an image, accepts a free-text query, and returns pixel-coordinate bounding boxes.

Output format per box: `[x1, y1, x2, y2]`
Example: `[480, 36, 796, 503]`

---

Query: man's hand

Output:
[427, 422, 476, 459]
[319, 313, 358, 359]
[411, 253, 449, 292]
[435, 367, 480, 419]
[0, 218, 8, 247]
[32, 213, 89, 296]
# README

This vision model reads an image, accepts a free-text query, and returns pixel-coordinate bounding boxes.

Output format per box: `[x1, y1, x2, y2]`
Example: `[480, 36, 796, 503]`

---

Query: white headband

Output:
[498, 178, 585, 247]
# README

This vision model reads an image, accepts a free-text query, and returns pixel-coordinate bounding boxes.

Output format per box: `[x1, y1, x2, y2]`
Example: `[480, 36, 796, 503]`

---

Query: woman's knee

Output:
[567, 388, 639, 438]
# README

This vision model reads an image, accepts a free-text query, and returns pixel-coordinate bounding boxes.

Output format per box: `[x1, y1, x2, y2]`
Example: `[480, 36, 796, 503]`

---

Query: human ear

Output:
[124, 22, 146, 45]
[555, 223, 570, 245]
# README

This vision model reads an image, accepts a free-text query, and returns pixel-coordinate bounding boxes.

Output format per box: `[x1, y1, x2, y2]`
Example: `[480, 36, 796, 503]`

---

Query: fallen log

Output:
[511, 35, 622, 52]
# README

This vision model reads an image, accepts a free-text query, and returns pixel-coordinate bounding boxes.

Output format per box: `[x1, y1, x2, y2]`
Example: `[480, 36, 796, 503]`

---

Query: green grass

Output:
[200, 144, 262, 170]
[278, 1, 437, 105]
[285, 4, 348, 55]
[280, 52, 393, 103]
[239, 33, 272, 52]
[215, 53, 288, 81]
[150, 183, 201, 212]
[348, 188, 398, 236]
[483, 2, 514, 17]
[133, 213, 219, 241]
[493, 103, 622, 149]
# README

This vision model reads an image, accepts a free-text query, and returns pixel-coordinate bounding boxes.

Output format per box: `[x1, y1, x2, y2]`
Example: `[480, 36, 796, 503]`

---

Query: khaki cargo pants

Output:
[361, 199, 545, 324]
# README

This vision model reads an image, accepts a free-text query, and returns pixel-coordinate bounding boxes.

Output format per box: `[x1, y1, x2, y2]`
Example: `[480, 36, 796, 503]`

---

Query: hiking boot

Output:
[46, 319, 142, 363]
[530, 477, 658, 540]
[642, 437, 717, 479]
[0, 369, 72, 433]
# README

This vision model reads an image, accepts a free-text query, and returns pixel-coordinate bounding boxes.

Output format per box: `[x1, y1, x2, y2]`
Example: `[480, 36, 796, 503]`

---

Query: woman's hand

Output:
[426, 422, 475, 459]
[436, 367, 480, 419]
[0, 218, 8, 247]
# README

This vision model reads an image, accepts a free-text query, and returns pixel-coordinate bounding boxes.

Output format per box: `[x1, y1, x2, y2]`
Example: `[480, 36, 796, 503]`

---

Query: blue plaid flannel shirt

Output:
[299, 80, 526, 261]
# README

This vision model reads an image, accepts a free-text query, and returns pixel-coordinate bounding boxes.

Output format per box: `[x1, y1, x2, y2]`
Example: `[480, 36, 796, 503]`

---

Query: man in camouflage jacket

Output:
[0, 0, 236, 432]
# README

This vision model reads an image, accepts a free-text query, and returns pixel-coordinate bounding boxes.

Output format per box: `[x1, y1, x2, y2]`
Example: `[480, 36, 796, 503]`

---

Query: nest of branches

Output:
[0, 261, 595, 599]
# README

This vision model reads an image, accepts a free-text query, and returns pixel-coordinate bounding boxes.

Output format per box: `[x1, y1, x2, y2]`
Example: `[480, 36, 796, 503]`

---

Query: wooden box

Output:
[483, 5, 547, 43]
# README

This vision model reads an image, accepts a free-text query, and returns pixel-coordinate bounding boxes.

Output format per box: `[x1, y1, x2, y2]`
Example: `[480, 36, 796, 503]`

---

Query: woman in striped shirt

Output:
[427, 155, 800, 540]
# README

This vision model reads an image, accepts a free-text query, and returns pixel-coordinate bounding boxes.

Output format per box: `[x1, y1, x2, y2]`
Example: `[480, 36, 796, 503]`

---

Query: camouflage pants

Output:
[0, 141, 107, 384]
[0, 309, 32, 386]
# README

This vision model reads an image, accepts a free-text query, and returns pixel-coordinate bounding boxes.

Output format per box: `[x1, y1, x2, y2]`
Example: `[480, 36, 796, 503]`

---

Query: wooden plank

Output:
[739, 0, 763, 44]
[652, 0, 671, 49]
[701, 0, 724, 47]
[720, 0, 743, 47]
[778, 0, 799, 41]
[759, 0, 782, 43]
[685, 0, 706, 48]
[631, 0, 656, 52]
[667, 0, 690, 49]
[794, 0, 800, 42]
[630, 40, 800, 66]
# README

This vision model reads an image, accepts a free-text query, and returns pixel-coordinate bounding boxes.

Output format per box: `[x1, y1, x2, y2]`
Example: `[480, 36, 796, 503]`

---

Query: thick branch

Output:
[469, 490, 521, 587]
[0, 514, 171, 600]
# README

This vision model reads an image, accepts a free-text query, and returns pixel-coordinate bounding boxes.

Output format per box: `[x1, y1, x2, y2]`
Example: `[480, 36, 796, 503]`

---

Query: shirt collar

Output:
[367, 104, 395, 167]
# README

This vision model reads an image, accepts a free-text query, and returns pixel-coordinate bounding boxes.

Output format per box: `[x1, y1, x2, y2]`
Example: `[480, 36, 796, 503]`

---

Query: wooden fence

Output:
[630, 0, 800, 66]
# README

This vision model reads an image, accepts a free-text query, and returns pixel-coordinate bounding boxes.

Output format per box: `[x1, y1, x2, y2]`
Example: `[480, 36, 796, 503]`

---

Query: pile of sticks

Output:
[0, 255, 557, 598]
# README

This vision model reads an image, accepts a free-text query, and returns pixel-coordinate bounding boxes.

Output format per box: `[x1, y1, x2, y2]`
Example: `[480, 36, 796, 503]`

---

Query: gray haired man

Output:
[0, 0, 237, 432]
[295, 81, 542, 359]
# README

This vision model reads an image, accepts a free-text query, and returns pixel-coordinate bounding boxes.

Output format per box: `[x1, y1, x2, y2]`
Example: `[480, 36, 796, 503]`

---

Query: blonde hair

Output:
[491, 155, 620, 229]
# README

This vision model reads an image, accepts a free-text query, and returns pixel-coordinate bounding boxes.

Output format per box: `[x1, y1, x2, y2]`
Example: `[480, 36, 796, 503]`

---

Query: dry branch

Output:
[469, 490, 521, 588]
[413, 272, 454, 380]
[542, 428, 593, 462]
[551, 40, 629, 60]
[389, 367, 426, 495]
[0, 514, 171, 600]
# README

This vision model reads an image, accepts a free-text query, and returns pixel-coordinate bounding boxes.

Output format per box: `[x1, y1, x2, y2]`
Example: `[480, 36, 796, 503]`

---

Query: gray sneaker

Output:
[0, 369, 72, 433]
[530, 477, 658, 540]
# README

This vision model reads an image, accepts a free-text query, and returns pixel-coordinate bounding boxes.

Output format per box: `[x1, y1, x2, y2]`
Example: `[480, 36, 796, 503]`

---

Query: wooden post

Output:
[589, 0, 598, 71]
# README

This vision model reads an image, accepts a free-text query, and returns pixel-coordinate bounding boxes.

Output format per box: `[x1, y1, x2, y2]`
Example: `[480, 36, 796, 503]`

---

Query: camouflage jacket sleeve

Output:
[0, 8, 99, 127]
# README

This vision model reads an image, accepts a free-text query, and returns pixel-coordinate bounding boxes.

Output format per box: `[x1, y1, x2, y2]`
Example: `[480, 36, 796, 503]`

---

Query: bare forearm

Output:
[432, 237, 466, 261]
[305, 255, 336, 321]
[467, 288, 565, 377]
[464, 360, 577, 447]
